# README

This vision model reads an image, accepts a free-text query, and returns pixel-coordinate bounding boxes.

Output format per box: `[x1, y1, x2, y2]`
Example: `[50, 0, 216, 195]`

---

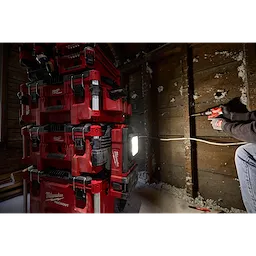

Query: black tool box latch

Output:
[74, 138, 84, 150]
[70, 74, 85, 97]
[72, 176, 92, 201]
[84, 46, 95, 65]
[30, 92, 39, 103]
[17, 92, 30, 105]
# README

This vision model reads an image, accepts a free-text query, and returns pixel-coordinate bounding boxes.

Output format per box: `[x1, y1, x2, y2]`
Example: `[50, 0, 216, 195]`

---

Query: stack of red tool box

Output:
[18, 43, 138, 213]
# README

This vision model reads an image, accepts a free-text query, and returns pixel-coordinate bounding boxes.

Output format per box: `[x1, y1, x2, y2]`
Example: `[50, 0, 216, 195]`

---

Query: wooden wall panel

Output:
[150, 43, 253, 209]
[192, 43, 247, 209]
[0, 44, 26, 175]
[154, 52, 186, 188]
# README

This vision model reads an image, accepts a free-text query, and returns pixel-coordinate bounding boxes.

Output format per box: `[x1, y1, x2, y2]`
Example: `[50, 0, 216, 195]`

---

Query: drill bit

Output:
[191, 112, 206, 117]
[191, 110, 212, 117]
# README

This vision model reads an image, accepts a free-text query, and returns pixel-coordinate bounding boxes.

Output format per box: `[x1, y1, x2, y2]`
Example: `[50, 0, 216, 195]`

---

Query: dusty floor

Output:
[123, 182, 245, 213]
[0, 183, 245, 213]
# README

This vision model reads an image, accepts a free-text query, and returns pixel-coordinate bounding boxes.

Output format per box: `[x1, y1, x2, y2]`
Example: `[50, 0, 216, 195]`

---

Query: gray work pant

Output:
[235, 143, 256, 213]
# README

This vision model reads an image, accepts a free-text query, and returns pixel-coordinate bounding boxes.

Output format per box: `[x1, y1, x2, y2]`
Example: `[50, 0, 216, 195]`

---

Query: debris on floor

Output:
[0, 182, 246, 214]
[149, 182, 245, 213]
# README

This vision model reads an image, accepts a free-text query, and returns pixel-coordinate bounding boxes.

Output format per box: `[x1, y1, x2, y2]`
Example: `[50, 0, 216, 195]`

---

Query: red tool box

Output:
[19, 43, 37, 69]
[56, 44, 95, 75]
[28, 167, 114, 213]
[18, 70, 131, 125]
[56, 43, 121, 86]
[20, 43, 138, 214]
[94, 44, 121, 86]
[19, 43, 57, 82]
[22, 124, 112, 176]
[56, 40, 96, 51]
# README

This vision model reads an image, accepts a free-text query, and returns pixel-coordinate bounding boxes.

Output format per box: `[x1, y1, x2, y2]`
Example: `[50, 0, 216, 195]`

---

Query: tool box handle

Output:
[47, 153, 65, 159]
[45, 105, 64, 111]
[46, 181, 70, 189]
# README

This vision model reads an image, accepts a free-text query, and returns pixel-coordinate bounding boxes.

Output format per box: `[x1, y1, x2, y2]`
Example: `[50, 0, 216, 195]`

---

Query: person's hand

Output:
[210, 118, 226, 131]
[221, 105, 231, 120]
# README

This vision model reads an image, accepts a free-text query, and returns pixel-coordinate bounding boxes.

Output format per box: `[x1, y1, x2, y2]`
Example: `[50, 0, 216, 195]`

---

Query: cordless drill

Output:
[191, 97, 249, 120]
[191, 107, 223, 120]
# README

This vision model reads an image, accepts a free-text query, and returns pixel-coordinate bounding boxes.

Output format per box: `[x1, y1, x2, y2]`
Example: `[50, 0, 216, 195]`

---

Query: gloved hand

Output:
[210, 118, 226, 131]
[221, 105, 231, 120]
[221, 104, 252, 121]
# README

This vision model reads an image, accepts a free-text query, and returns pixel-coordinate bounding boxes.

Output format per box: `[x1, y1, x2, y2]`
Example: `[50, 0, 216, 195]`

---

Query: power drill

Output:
[191, 97, 249, 120]
[191, 107, 223, 120]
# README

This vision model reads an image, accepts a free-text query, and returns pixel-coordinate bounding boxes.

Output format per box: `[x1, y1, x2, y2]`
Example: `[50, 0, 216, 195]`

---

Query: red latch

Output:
[91, 180, 102, 194]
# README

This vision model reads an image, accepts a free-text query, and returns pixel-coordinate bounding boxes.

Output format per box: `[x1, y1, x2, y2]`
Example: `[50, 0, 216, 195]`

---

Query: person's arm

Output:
[222, 105, 256, 121]
[222, 120, 256, 143]
[229, 111, 256, 121]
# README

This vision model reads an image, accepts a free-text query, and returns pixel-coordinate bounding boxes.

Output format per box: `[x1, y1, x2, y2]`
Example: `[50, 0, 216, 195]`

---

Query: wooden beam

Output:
[149, 62, 161, 182]
[140, 63, 151, 183]
[244, 43, 256, 111]
[107, 43, 122, 67]
[120, 43, 183, 74]
[0, 43, 9, 147]
[181, 44, 198, 197]
[187, 40, 203, 46]
[141, 62, 155, 183]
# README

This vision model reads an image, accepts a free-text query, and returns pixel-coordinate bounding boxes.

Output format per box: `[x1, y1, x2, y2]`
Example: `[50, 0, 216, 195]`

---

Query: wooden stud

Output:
[181, 44, 198, 197]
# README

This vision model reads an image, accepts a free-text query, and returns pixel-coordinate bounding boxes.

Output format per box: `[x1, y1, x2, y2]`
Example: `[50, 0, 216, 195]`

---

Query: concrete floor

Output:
[0, 195, 30, 213]
[0, 185, 201, 213]
[123, 184, 200, 213]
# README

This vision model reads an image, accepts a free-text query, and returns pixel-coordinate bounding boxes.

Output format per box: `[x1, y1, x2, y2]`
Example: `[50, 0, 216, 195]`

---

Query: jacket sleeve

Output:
[230, 111, 256, 121]
[222, 120, 256, 143]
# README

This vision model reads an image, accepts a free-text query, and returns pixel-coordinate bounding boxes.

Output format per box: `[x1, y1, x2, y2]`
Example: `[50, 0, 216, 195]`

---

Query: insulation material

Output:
[138, 171, 150, 184]
[131, 92, 138, 99]
[150, 182, 245, 213]
[193, 57, 199, 63]
[193, 93, 201, 100]
[214, 73, 225, 79]
[179, 85, 183, 96]
[157, 85, 164, 93]
[140, 65, 150, 184]
[123, 59, 131, 65]
[212, 49, 248, 105]
[237, 50, 249, 106]
[214, 89, 228, 100]
[146, 62, 153, 79]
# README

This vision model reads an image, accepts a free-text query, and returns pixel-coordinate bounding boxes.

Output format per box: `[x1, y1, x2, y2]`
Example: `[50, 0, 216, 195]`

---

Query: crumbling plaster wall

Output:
[125, 43, 256, 210]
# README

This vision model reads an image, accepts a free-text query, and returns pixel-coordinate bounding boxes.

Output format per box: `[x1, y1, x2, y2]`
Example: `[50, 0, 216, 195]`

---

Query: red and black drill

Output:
[191, 97, 249, 120]
[191, 106, 223, 120]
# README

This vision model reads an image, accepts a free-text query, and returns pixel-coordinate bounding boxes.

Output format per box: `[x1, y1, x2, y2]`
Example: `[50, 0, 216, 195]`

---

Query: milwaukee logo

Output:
[46, 192, 64, 200]
[53, 136, 64, 142]
[53, 200, 69, 207]
[52, 88, 62, 95]
[112, 150, 119, 168]
[45, 192, 69, 208]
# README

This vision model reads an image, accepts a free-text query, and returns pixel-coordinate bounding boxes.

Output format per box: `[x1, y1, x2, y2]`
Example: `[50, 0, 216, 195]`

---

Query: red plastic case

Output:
[18, 70, 131, 125]
[28, 167, 114, 213]
[22, 124, 112, 176]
